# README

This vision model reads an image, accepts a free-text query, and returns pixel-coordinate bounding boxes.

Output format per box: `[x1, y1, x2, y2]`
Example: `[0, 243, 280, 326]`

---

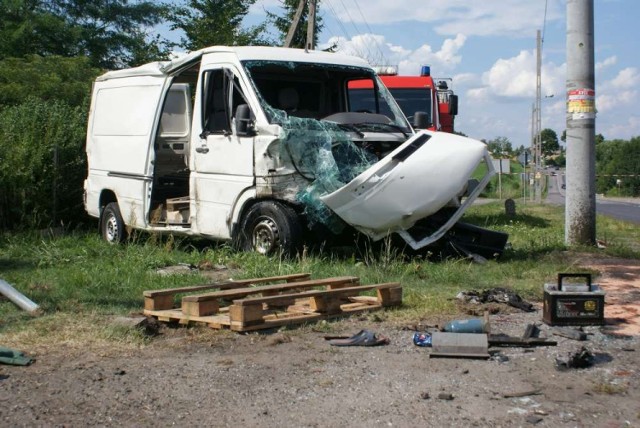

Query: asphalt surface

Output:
[546, 173, 640, 224]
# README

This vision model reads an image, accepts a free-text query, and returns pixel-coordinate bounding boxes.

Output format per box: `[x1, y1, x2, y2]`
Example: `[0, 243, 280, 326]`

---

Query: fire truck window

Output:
[388, 88, 431, 122]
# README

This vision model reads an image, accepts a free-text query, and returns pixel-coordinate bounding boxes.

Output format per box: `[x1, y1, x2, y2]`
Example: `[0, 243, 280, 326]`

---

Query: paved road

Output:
[546, 173, 640, 224]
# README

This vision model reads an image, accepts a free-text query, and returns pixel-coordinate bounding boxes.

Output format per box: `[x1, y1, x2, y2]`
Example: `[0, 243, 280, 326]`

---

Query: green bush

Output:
[0, 97, 88, 229]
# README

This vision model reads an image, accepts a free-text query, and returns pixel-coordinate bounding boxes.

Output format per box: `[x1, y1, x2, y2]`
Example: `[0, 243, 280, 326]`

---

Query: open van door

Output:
[88, 76, 168, 228]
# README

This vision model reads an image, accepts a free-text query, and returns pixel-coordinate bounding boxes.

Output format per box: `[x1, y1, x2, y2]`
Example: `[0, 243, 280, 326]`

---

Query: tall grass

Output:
[0, 202, 638, 347]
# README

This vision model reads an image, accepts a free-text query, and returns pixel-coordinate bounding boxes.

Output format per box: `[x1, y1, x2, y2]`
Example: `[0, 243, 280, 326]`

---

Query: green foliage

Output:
[595, 137, 640, 196]
[0, 55, 100, 107]
[540, 128, 559, 157]
[0, 0, 172, 69]
[484, 136, 513, 156]
[0, 97, 88, 229]
[266, 0, 323, 48]
[171, 0, 271, 51]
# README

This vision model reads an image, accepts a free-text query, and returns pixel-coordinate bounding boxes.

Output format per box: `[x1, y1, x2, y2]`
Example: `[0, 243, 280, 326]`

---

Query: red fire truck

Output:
[349, 66, 458, 133]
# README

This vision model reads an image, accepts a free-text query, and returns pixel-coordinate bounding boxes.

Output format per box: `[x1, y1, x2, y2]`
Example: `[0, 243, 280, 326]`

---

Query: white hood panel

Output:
[320, 131, 487, 239]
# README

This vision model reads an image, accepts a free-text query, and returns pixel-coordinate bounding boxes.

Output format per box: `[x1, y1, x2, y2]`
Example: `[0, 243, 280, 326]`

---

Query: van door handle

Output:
[195, 146, 209, 154]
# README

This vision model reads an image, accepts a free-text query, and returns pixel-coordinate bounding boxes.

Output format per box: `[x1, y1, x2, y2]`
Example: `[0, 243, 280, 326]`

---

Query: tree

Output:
[485, 136, 513, 157]
[540, 128, 559, 157]
[267, 0, 323, 49]
[0, 0, 171, 69]
[171, 0, 271, 51]
[0, 55, 100, 107]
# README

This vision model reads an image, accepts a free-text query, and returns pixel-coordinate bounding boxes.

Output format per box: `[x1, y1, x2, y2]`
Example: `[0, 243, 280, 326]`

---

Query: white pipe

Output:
[0, 279, 40, 314]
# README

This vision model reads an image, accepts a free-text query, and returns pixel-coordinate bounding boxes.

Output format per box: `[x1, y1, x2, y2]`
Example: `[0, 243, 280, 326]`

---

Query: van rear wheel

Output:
[238, 201, 302, 257]
[101, 202, 126, 243]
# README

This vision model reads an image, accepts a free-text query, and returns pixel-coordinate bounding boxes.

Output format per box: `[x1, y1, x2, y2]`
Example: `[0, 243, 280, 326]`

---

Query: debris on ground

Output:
[488, 323, 557, 347]
[412, 332, 432, 347]
[442, 315, 490, 333]
[0, 346, 34, 366]
[430, 332, 490, 359]
[552, 326, 588, 341]
[555, 346, 595, 370]
[327, 330, 389, 346]
[437, 392, 455, 400]
[456, 287, 535, 312]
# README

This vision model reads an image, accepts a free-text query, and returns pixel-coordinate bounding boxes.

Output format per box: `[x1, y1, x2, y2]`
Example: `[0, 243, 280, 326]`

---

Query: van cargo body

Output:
[84, 46, 503, 256]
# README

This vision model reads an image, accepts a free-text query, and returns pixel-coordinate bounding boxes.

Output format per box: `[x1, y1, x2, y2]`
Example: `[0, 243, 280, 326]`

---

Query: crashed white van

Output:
[84, 46, 505, 256]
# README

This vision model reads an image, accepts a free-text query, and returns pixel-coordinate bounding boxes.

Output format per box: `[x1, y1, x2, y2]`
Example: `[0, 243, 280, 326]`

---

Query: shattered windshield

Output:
[241, 60, 410, 131]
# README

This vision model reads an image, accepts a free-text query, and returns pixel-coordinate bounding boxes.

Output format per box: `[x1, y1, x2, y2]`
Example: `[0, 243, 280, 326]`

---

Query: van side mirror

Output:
[234, 104, 255, 136]
[449, 95, 458, 116]
[413, 111, 431, 129]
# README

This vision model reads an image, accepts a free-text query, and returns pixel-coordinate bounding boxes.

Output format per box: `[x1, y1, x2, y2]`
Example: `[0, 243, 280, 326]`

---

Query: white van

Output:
[84, 46, 501, 256]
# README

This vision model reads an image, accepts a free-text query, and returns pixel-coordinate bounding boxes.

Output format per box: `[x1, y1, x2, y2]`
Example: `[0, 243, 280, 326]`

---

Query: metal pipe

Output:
[0, 279, 40, 314]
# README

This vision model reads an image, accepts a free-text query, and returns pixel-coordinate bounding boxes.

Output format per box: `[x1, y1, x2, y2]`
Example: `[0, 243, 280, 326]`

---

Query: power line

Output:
[324, 0, 353, 42]
[353, 0, 388, 65]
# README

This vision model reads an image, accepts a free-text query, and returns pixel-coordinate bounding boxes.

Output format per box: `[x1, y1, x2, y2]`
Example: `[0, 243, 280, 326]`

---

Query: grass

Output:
[1, 202, 638, 350]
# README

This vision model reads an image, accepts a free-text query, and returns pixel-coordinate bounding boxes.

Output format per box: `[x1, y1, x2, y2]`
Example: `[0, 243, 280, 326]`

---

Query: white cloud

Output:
[610, 67, 640, 89]
[326, 34, 466, 74]
[596, 56, 617, 71]
[315, 0, 563, 38]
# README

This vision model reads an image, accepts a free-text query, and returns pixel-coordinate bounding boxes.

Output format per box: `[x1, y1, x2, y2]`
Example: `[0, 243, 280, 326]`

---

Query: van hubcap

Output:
[105, 215, 119, 242]
[252, 218, 279, 254]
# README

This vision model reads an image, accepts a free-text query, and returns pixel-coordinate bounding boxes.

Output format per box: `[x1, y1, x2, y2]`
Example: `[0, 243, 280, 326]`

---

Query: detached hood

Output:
[320, 130, 492, 244]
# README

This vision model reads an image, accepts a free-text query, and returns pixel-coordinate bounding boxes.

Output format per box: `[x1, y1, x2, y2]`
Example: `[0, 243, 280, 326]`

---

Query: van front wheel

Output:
[101, 202, 126, 243]
[238, 201, 302, 256]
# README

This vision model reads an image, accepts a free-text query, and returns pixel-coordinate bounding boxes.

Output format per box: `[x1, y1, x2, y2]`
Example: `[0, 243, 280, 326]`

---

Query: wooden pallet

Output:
[143, 274, 402, 332]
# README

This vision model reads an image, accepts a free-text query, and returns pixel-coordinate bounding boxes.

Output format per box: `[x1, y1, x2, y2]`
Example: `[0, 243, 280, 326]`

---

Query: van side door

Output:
[190, 66, 255, 238]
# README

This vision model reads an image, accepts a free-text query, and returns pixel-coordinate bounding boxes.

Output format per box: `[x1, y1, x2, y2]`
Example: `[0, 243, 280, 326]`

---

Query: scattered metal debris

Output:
[437, 392, 455, 400]
[552, 326, 588, 341]
[555, 346, 595, 370]
[456, 288, 535, 312]
[430, 332, 490, 359]
[0, 279, 40, 314]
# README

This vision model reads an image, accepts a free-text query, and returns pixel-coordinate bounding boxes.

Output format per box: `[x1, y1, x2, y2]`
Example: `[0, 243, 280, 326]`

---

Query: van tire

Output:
[238, 201, 303, 257]
[101, 202, 126, 243]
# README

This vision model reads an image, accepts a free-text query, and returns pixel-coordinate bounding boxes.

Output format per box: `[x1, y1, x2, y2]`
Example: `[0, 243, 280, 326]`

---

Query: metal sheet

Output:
[430, 332, 490, 359]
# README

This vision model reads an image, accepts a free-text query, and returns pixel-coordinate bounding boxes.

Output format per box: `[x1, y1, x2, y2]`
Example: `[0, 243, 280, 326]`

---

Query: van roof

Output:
[96, 46, 371, 81]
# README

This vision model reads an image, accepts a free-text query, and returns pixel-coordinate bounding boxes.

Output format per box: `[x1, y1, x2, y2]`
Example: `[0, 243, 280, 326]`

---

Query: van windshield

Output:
[241, 60, 410, 132]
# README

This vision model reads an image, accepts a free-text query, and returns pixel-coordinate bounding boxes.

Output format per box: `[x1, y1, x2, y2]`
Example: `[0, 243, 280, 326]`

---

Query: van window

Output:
[160, 86, 190, 137]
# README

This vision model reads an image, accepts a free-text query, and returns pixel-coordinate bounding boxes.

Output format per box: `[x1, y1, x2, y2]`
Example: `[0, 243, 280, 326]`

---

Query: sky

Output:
[239, 0, 639, 148]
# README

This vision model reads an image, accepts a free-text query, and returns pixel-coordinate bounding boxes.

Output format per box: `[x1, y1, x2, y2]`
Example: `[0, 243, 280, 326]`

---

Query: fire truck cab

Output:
[349, 66, 458, 133]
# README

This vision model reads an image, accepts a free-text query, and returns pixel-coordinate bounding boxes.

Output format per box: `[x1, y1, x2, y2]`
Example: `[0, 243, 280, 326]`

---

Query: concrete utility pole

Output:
[565, 0, 596, 245]
[534, 30, 542, 203]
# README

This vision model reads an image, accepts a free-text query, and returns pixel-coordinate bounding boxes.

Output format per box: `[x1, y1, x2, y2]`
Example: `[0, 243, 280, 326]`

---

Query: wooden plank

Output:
[229, 303, 265, 328]
[233, 282, 401, 307]
[309, 295, 342, 314]
[182, 276, 359, 303]
[181, 299, 219, 317]
[377, 286, 403, 307]
[143, 273, 311, 298]
[144, 294, 174, 311]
